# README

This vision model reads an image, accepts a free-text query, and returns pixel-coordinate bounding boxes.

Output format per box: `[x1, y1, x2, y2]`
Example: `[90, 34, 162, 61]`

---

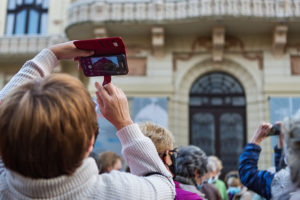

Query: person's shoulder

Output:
[216, 179, 226, 186]
[0, 172, 10, 197]
[290, 189, 300, 200]
[204, 183, 219, 191]
[175, 187, 203, 200]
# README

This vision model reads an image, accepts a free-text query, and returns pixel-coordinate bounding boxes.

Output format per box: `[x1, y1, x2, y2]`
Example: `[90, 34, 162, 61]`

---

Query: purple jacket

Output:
[174, 181, 203, 200]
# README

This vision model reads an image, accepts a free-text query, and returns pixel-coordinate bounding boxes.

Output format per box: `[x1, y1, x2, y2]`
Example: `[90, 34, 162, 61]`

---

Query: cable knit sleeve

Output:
[0, 48, 58, 100]
[117, 123, 175, 199]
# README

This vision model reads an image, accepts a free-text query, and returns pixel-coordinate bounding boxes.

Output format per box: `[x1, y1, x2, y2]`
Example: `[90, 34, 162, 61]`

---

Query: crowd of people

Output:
[0, 41, 299, 200]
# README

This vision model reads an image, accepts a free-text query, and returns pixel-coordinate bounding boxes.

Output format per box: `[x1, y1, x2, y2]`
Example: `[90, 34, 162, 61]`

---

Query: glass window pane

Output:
[24, 0, 34, 4]
[16, 0, 23, 5]
[5, 14, 15, 35]
[40, 13, 48, 34]
[28, 9, 39, 34]
[211, 97, 223, 105]
[191, 113, 215, 155]
[7, 0, 16, 9]
[36, 0, 42, 5]
[190, 97, 202, 106]
[42, 0, 49, 8]
[15, 9, 26, 34]
[219, 113, 244, 173]
[232, 97, 246, 106]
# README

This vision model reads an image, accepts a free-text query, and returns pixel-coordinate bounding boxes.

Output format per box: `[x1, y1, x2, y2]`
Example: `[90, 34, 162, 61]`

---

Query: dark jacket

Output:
[200, 183, 222, 200]
[239, 143, 274, 200]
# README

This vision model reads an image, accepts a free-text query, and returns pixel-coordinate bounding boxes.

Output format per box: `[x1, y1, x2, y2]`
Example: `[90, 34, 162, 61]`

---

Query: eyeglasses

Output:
[160, 148, 178, 158]
[168, 148, 178, 158]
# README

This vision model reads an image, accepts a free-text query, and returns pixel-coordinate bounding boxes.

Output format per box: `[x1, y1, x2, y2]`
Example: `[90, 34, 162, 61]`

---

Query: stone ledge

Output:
[67, 0, 300, 28]
[0, 35, 66, 55]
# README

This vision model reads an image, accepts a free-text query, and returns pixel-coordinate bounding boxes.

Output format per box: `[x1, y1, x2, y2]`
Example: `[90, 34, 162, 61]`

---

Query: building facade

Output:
[1, 0, 300, 175]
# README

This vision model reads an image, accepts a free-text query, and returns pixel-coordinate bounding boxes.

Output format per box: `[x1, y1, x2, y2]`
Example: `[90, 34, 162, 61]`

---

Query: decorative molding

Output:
[0, 35, 66, 55]
[225, 35, 263, 70]
[172, 37, 211, 71]
[94, 27, 107, 38]
[151, 26, 164, 57]
[173, 35, 263, 71]
[272, 25, 288, 57]
[67, 0, 300, 27]
[212, 26, 225, 62]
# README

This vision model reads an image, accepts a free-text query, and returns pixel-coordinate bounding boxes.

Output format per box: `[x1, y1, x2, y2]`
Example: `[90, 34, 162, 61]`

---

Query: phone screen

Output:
[80, 54, 128, 76]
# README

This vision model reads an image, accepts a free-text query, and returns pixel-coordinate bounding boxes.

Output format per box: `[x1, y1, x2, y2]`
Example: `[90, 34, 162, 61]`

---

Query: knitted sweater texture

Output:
[0, 49, 175, 200]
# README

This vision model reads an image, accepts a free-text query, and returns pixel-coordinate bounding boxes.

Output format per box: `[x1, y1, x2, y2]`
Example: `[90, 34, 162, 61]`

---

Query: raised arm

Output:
[95, 83, 175, 199]
[0, 41, 93, 100]
[239, 123, 274, 200]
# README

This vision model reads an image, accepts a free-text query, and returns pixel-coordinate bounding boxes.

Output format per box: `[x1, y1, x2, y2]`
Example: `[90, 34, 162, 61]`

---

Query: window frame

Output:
[6, 0, 49, 35]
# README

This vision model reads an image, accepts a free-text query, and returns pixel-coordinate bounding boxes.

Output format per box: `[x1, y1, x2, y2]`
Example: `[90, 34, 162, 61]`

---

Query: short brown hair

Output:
[99, 151, 122, 174]
[0, 74, 97, 179]
[139, 122, 174, 154]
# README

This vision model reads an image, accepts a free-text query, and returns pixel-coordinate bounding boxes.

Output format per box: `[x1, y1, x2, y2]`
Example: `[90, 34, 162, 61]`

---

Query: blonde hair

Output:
[0, 74, 98, 179]
[139, 122, 174, 154]
[208, 156, 223, 172]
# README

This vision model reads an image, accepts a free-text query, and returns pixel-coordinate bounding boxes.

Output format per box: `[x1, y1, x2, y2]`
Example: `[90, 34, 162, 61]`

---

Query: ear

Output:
[162, 150, 169, 164]
[87, 138, 94, 154]
[84, 136, 95, 159]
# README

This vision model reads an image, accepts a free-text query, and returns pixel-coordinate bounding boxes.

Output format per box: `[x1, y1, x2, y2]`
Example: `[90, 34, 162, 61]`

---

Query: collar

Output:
[6, 158, 98, 198]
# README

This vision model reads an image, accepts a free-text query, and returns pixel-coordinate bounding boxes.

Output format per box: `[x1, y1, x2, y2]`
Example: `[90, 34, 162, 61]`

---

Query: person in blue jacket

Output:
[239, 122, 284, 200]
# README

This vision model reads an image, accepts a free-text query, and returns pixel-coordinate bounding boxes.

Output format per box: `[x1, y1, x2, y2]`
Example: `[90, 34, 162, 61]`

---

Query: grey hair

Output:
[283, 116, 300, 188]
[207, 159, 217, 172]
[175, 145, 208, 179]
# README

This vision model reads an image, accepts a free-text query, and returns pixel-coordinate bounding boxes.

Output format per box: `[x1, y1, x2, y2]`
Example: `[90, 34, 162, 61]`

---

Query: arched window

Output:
[189, 72, 246, 177]
[6, 0, 49, 35]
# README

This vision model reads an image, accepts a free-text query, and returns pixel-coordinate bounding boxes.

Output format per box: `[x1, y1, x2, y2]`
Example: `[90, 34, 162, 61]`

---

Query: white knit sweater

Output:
[0, 49, 175, 200]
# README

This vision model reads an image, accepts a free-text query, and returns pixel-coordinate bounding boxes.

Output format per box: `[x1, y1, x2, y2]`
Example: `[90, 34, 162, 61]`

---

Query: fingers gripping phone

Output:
[268, 124, 281, 136]
[73, 37, 129, 85]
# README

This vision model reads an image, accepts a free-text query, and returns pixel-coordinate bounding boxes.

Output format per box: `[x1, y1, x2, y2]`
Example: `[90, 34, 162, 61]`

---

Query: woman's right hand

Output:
[95, 82, 133, 130]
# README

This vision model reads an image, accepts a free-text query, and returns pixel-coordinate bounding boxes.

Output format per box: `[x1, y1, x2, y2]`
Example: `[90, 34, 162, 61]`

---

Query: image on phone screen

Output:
[80, 54, 128, 76]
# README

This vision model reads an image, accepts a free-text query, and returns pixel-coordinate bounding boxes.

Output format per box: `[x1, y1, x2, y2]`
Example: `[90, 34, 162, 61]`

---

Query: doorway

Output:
[189, 72, 246, 177]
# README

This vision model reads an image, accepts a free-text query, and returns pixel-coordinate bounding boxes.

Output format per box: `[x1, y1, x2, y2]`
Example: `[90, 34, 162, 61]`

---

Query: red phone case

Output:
[73, 37, 127, 56]
[73, 37, 128, 85]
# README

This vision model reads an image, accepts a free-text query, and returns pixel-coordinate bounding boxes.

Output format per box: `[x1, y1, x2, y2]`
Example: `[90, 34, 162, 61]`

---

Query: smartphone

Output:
[268, 124, 281, 136]
[80, 54, 128, 76]
[73, 37, 129, 77]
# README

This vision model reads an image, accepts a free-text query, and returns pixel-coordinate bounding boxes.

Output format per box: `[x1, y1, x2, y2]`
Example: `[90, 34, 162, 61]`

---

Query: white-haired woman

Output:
[174, 145, 208, 200]
[272, 117, 300, 200]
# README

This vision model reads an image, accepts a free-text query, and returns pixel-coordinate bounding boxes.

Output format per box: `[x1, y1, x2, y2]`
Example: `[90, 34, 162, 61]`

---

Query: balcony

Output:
[0, 35, 66, 55]
[0, 35, 66, 62]
[65, 0, 300, 39]
[67, 0, 300, 23]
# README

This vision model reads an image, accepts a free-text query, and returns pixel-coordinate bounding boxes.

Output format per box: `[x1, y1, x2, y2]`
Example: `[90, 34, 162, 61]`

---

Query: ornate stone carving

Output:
[173, 34, 263, 71]
[0, 35, 66, 55]
[272, 25, 288, 57]
[151, 27, 165, 57]
[212, 26, 225, 62]
[94, 27, 107, 38]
